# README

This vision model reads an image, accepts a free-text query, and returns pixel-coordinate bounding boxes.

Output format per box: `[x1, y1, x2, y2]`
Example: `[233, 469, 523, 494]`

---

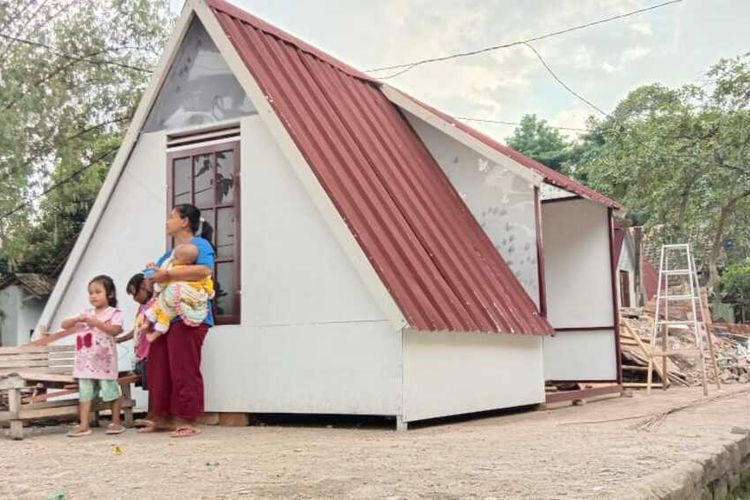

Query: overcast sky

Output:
[173, 0, 749, 141]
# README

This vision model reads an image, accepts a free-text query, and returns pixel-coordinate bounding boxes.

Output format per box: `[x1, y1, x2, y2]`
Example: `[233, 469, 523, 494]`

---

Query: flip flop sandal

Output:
[67, 426, 92, 438]
[105, 424, 126, 435]
[170, 426, 201, 438]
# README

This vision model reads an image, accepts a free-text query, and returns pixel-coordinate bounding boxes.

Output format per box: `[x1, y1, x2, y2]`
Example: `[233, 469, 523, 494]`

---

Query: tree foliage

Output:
[718, 260, 750, 321]
[577, 55, 750, 288]
[506, 114, 572, 172]
[0, 0, 173, 275]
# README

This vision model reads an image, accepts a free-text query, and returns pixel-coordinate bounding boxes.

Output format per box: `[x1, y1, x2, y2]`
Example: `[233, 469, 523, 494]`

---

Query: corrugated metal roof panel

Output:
[208, 0, 552, 335]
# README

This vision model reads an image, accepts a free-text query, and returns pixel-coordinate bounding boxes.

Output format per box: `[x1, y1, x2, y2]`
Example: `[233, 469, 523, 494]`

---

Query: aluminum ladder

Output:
[645, 243, 720, 395]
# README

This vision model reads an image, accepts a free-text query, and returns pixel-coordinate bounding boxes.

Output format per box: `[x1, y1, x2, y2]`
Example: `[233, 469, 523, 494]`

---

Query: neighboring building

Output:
[614, 222, 638, 308]
[614, 223, 659, 308]
[38, 0, 624, 427]
[0, 274, 55, 347]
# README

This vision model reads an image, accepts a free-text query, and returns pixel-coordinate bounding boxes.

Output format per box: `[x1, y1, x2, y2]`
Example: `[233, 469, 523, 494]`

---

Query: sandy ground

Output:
[3, 386, 750, 499]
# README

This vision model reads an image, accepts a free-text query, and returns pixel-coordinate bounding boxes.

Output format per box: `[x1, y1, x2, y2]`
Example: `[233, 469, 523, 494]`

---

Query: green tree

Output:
[578, 55, 750, 289]
[718, 261, 750, 322]
[0, 0, 174, 275]
[506, 114, 573, 172]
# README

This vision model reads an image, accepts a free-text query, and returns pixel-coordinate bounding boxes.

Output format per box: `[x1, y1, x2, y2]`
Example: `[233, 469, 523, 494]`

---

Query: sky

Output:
[171, 0, 749, 141]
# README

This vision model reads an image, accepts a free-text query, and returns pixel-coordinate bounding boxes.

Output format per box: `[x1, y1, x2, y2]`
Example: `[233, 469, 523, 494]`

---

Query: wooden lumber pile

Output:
[620, 314, 750, 388]
[620, 319, 689, 388]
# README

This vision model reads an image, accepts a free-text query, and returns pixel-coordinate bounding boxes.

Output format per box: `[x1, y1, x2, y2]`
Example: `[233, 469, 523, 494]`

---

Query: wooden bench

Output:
[0, 345, 136, 440]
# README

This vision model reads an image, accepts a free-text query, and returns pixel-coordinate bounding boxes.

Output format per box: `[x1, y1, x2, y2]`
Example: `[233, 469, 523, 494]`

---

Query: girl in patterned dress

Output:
[61, 275, 124, 437]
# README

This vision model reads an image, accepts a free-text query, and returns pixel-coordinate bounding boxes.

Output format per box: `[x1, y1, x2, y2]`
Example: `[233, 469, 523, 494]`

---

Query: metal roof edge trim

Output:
[383, 84, 623, 210]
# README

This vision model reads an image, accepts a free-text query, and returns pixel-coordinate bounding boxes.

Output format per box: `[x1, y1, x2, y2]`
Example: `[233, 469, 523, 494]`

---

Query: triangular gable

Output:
[207, 0, 551, 335]
[38, 2, 199, 330]
[143, 17, 256, 132]
[41, 0, 554, 335]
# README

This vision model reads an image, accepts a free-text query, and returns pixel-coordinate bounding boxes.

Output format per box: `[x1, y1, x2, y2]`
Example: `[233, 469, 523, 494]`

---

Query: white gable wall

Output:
[404, 112, 540, 307]
[48, 131, 167, 344]
[47, 131, 167, 407]
[43, 14, 403, 416]
[541, 199, 617, 381]
[202, 115, 401, 416]
[45, 112, 401, 415]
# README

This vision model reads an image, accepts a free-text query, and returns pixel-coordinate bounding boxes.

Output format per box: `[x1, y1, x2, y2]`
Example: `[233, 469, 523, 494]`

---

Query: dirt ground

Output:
[3, 386, 750, 499]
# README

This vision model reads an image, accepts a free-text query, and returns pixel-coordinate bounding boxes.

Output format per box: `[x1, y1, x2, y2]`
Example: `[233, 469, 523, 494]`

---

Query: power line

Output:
[455, 116, 587, 132]
[507, 52, 737, 167]
[368, 0, 682, 79]
[451, 44, 610, 126]
[0, 147, 119, 222]
[0, 33, 152, 73]
[522, 41, 608, 116]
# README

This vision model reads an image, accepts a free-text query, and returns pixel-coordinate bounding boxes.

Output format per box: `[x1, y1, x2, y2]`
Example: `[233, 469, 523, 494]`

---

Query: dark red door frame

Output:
[619, 270, 631, 308]
[607, 207, 624, 385]
[166, 140, 242, 325]
[533, 187, 547, 318]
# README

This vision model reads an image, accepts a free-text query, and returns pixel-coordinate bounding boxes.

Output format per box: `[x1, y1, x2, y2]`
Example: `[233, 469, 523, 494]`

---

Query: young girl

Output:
[61, 275, 125, 437]
[117, 273, 157, 432]
[117, 273, 155, 385]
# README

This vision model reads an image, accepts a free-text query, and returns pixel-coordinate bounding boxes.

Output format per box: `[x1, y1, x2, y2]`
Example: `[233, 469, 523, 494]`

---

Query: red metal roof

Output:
[394, 92, 623, 210]
[208, 0, 552, 335]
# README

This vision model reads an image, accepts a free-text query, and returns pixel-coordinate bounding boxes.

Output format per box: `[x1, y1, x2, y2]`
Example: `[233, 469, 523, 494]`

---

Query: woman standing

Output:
[147, 204, 215, 438]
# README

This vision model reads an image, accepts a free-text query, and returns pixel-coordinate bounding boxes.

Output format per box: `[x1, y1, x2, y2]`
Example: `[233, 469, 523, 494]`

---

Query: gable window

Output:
[167, 139, 241, 325]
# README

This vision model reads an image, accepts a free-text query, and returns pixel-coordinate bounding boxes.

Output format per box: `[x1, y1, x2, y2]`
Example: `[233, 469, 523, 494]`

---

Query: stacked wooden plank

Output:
[620, 319, 690, 388]
[620, 314, 750, 388]
[0, 345, 75, 373]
